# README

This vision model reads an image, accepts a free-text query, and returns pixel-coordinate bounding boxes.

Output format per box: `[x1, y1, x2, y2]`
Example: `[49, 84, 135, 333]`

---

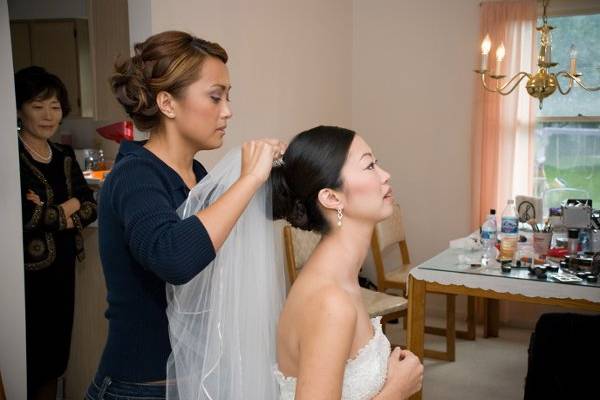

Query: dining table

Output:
[406, 247, 600, 400]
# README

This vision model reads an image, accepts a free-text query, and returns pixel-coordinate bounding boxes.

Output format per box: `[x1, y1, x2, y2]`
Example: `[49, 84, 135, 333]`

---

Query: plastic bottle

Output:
[500, 199, 518, 261]
[481, 209, 497, 260]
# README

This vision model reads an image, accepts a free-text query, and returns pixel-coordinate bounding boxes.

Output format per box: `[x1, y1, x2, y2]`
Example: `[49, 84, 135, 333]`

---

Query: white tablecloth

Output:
[410, 248, 600, 303]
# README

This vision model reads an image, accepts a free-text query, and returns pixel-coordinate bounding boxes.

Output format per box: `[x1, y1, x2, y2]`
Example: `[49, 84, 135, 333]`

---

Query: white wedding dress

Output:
[166, 149, 388, 400]
[274, 316, 391, 400]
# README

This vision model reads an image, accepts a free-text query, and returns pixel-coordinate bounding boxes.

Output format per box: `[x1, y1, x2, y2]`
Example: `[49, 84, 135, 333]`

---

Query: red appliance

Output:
[96, 120, 134, 143]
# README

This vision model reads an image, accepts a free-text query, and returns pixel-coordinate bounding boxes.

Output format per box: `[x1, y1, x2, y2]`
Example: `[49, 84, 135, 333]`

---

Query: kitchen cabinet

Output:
[10, 19, 93, 117]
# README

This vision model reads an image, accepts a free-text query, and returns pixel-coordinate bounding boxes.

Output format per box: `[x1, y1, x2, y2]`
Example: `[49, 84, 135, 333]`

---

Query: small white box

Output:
[516, 195, 543, 224]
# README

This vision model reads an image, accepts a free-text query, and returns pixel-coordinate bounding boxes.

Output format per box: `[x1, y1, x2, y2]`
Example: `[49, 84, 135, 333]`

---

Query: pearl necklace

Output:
[19, 135, 53, 162]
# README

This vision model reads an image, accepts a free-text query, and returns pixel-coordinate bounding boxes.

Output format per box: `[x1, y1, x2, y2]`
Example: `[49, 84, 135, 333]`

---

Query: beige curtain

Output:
[471, 0, 537, 229]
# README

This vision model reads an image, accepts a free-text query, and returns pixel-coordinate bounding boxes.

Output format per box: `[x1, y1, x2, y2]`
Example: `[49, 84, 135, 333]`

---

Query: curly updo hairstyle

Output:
[272, 126, 355, 234]
[111, 31, 228, 132]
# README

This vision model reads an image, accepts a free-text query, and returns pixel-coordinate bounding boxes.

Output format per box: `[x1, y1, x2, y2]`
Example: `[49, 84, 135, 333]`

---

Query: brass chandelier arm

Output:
[475, 0, 599, 108]
[555, 72, 574, 95]
[556, 71, 600, 92]
[480, 72, 531, 95]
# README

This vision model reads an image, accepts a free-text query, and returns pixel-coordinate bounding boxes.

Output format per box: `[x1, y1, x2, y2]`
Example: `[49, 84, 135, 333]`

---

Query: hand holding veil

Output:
[166, 148, 284, 400]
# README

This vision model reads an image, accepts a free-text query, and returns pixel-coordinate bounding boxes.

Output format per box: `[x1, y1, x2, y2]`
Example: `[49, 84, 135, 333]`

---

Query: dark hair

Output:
[272, 126, 356, 233]
[111, 30, 228, 132]
[14, 66, 71, 117]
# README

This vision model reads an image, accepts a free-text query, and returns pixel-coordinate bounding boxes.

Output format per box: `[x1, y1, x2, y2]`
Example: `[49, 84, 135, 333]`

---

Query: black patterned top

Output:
[19, 140, 97, 270]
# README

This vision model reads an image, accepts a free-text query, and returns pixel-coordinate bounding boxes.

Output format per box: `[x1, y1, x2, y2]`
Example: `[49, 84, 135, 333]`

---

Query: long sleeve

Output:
[21, 188, 69, 232]
[109, 158, 216, 285]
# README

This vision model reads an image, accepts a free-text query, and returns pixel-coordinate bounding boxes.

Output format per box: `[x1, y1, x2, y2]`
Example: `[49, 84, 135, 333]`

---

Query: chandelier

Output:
[475, 0, 600, 109]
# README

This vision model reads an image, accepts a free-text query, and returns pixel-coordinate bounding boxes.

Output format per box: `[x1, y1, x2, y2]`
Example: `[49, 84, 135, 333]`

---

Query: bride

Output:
[167, 126, 423, 400]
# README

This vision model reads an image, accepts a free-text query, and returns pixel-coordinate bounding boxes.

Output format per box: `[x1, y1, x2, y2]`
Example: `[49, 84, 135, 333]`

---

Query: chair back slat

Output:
[283, 225, 321, 284]
[374, 203, 406, 252]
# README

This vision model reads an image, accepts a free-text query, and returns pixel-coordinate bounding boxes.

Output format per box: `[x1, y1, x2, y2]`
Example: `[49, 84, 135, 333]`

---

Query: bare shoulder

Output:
[302, 284, 357, 333]
[292, 284, 358, 399]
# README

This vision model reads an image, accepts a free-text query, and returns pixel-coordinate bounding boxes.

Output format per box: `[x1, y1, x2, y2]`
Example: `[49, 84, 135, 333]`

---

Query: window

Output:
[532, 13, 600, 210]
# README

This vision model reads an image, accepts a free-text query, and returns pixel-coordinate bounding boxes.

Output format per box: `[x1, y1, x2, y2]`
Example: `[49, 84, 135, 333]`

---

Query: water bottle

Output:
[481, 209, 497, 260]
[84, 155, 95, 171]
[500, 199, 518, 261]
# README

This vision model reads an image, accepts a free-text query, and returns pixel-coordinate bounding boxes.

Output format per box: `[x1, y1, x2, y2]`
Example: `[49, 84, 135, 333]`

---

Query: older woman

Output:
[15, 66, 97, 400]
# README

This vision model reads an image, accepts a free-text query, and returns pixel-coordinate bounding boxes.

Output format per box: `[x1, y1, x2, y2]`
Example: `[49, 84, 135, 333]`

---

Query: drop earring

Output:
[337, 207, 343, 227]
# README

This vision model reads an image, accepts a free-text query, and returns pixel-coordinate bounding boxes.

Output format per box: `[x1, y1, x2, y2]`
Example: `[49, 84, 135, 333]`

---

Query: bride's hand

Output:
[377, 347, 423, 399]
[240, 139, 286, 185]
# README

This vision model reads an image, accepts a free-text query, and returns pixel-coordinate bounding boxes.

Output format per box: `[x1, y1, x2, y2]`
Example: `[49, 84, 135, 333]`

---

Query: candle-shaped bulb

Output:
[569, 44, 577, 59]
[479, 34, 492, 71]
[494, 42, 505, 76]
[496, 43, 506, 62]
[569, 44, 577, 74]
[481, 34, 492, 55]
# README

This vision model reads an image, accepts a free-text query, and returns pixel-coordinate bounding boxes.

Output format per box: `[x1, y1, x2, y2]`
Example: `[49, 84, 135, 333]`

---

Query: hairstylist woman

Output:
[86, 31, 284, 399]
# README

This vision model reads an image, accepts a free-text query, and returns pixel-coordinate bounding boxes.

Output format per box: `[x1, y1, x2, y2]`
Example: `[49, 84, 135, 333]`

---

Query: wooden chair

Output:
[370, 203, 476, 361]
[283, 225, 407, 328]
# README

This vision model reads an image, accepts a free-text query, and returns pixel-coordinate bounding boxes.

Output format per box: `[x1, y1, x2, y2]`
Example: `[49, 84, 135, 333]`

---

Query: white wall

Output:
[128, 0, 479, 261]
[127, 0, 153, 141]
[137, 0, 353, 168]
[353, 0, 480, 269]
[128, 0, 354, 297]
[130, 0, 481, 315]
[351, 1, 575, 327]
[128, 0, 151, 48]
[8, 0, 86, 19]
[0, 0, 27, 397]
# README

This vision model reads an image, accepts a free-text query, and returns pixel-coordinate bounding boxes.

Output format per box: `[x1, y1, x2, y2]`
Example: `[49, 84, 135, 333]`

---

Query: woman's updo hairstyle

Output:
[272, 126, 355, 234]
[111, 31, 228, 131]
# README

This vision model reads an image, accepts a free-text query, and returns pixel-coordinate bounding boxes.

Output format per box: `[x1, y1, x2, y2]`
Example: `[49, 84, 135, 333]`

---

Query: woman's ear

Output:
[317, 188, 343, 211]
[156, 91, 176, 119]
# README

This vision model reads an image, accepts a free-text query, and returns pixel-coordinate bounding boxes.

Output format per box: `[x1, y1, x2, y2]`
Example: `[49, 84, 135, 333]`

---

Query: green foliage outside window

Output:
[533, 14, 600, 208]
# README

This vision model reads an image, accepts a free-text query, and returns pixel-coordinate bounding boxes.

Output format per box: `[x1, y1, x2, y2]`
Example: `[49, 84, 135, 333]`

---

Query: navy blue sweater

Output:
[96, 140, 216, 382]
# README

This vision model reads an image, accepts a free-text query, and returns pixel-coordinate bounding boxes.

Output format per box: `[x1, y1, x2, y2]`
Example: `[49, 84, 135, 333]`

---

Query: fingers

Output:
[26, 190, 43, 205]
[258, 138, 285, 149]
[251, 140, 277, 162]
[388, 347, 403, 366]
[27, 198, 42, 205]
[241, 139, 287, 183]
[242, 140, 256, 154]
[279, 141, 288, 154]
[396, 349, 423, 374]
[255, 138, 287, 159]
[400, 349, 416, 358]
[401, 349, 423, 364]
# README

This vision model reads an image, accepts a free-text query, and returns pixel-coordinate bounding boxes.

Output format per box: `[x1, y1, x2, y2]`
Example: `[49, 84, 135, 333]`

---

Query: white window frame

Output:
[536, 0, 600, 121]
